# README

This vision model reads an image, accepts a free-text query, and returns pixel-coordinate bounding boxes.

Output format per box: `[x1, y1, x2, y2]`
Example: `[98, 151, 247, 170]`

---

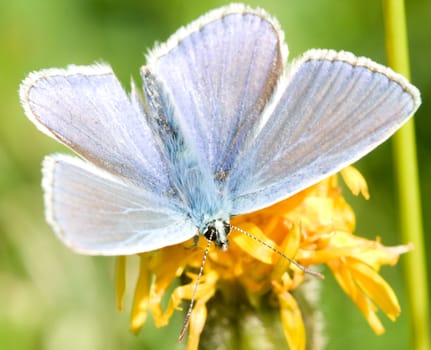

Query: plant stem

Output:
[382, 1, 430, 349]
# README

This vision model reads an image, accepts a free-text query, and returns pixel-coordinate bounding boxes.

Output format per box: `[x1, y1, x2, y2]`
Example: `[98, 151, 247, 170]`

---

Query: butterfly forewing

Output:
[146, 4, 286, 176]
[20, 64, 173, 194]
[228, 50, 420, 215]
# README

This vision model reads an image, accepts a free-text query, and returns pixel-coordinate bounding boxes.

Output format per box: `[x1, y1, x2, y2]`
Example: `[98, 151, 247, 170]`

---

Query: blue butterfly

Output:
[19, 4, 420, 256]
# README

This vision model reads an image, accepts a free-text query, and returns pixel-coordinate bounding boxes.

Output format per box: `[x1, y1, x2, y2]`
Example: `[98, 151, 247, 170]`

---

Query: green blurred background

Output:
[0, 0, 429, 349]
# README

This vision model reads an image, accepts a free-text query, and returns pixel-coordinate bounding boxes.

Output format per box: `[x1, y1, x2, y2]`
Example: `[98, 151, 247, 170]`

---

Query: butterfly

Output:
[19, 4, 420, 257]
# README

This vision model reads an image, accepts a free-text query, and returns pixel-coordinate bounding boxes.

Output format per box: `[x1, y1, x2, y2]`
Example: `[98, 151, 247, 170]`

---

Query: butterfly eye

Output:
[203, 225, 217, 242]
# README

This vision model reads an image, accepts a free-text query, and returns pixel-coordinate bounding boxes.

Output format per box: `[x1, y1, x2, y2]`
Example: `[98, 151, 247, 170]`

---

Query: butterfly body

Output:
[142, 69, 232, 239]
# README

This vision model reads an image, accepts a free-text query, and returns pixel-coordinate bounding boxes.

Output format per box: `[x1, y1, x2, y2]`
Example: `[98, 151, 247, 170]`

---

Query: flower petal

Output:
[148, 243, 205, 327]
[230, 222, 279, 264]
[329, 259, 386, 335]
[341, 166, 370, 199]
[130, 255, 151, 333]
[349, 259, 401, 321]
[187, 300, 208, 350]
[277, 288, 306, 350]
[272, 222, 301, 280]
[115, 256, 126, 311]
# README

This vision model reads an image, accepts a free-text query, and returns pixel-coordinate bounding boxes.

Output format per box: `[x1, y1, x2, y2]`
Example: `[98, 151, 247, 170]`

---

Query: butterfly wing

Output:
[227, 50, 421, 214]
[20, 64, 198, 253]
[42, 155, 196, 255]
[146, 4, 286, 175]
[20, 64, 173, 195]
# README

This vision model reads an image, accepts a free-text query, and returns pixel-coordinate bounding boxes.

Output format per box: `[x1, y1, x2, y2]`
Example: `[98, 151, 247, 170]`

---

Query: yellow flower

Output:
[116, 166, 410, 350]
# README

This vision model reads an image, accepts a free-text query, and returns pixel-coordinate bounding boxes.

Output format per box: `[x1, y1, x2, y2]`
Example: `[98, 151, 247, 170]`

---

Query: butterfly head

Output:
[202, 219, 231, 251]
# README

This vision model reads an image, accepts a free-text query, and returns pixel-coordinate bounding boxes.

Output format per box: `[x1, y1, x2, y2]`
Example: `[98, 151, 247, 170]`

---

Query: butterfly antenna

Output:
[178, 236, 212, 342]
[230, 225, 324, 279]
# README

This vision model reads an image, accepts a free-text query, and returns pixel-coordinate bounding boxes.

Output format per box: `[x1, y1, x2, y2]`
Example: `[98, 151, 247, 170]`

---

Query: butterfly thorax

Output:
[202, 219, 231, 251]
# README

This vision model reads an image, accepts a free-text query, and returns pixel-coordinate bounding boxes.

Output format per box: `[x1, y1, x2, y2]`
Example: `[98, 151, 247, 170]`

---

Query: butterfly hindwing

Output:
[42, 155, 196, 255]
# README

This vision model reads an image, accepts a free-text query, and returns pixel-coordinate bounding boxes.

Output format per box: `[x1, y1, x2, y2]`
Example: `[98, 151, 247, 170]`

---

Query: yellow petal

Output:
[349, 259, 400, 320]
[276, 288, 306, 350]
[306, 231, 411, 269]
[354, 242, 412, 270]
[130, 255, 151, 333]
[230, 222, 279, 264]
[115, 256, 126, 311]
[341, 166, 370, 199]
[329, 259, 386, 335]
[355, 292, 385, 335]
[153, 269, 218, 329]
[329, 259, 357, 297]
[148, 244, 204, 327]
[186, 300, 208, 350]
[149, 244, 192, 279]
[272, 222, 301, 280]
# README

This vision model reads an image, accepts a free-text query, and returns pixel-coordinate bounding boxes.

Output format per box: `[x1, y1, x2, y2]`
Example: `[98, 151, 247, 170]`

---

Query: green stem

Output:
[382, 1, 430, 349]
